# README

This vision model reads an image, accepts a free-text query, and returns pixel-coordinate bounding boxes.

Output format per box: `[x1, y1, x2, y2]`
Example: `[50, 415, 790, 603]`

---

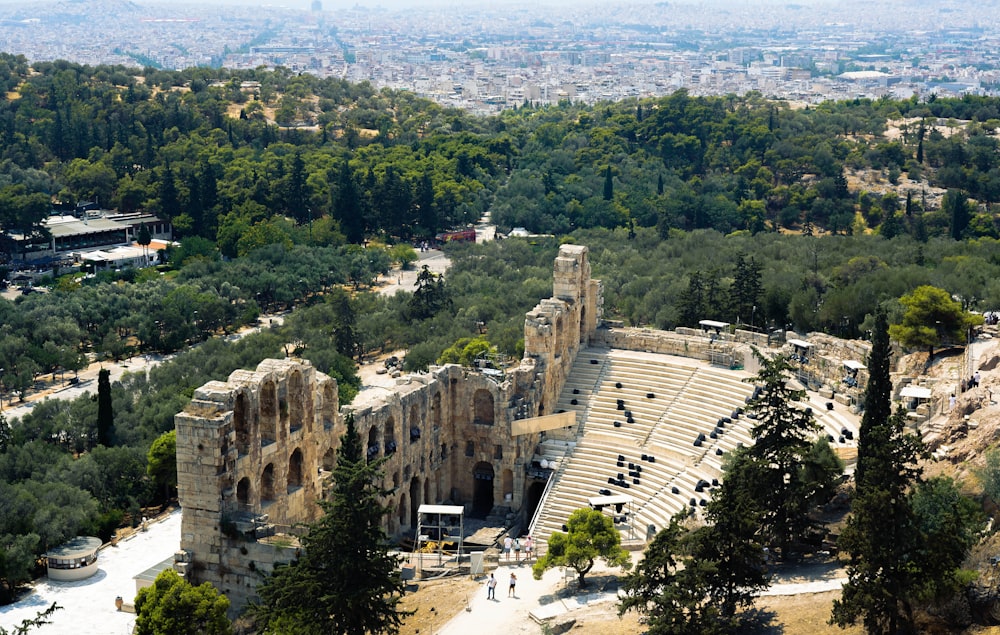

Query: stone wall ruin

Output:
[174, 244, 601, 611]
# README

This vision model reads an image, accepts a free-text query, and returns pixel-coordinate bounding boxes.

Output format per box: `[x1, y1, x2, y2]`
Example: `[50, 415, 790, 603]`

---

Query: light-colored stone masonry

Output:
[174, 244, 600, 611]
[174, 244, 879, 612]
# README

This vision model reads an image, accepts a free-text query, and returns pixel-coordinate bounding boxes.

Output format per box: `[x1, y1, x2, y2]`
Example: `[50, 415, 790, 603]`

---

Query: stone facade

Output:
[174, 244, 601, 611]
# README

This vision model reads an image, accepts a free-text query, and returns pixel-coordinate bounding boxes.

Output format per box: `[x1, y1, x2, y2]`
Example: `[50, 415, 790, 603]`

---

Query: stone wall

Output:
[174, 244, 602, 612]
[174, 358, 340, 610]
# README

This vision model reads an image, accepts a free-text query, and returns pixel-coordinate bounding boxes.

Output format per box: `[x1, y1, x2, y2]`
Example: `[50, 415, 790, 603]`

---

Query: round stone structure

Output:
[46, 536, 102, 581]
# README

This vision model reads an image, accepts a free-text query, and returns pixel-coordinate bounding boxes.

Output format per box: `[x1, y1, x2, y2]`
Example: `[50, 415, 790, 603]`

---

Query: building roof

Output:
[47, 536, 102, 558]
[46, 216, 127, 238]
[133, 556, 176, 586]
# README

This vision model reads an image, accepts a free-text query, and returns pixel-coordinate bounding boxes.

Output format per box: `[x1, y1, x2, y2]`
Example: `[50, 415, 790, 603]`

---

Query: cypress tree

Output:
[832, 310, 925, 634]
[97, 368, 114, 446]
[603, 165, 614, 200]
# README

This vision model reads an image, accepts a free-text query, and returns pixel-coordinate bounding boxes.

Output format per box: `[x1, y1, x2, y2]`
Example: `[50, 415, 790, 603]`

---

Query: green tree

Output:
[619, 514, 721, 634]
[742, 351, 830, 557]
[943, 188, 970, 240]
[888, 285, 983, 362]
[254, 413, 407, 634]
[134, 569, 231, 635]
[147, 430, 177, 504]
[730, 253, 762, 327]
[532, 507, 631, 587]
[0, 602, 60, 635]
[137, 222, 152, 264]
[832, 310, 925, 634]
[96, 368, 114, 447]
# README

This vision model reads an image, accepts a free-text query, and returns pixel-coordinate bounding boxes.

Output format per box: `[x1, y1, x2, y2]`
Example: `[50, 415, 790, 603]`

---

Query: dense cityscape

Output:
[2, 0, 1000, 112]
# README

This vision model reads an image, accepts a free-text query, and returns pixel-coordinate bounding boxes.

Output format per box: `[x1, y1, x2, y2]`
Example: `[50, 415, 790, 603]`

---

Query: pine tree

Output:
[743, 351, 826, 557]
[255, 413, 407, 635]
[96, 368, 114, 447]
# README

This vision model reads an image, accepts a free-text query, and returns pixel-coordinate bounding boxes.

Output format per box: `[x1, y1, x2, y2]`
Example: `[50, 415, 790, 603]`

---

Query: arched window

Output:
[367, 426, 380, 461]
[234, 392, 250, 456]
[288, 371, 305, 434]
[260, 381, 277, 446]
[288, 448, 303, 492]
[237, 477, 251, 508]
[473, 389, 494, 426]
[262, 464, 275, 502]
[432, 392, 442, 431]
[322, 383, 336, 430]
[322, 447, 335, 472]
[384, 416, 397, 455]
[409, 404, 421, 444]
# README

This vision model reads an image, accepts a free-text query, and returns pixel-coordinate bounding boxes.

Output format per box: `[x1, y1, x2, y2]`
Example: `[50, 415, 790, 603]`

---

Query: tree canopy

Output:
[134, 569, 231, 635]
[532, 507, 631, 587]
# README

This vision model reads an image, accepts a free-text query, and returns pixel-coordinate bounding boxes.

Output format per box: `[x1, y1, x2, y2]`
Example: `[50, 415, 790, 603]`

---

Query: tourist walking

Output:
[486, 573, 497, 600]
[508, 572, 517, 597]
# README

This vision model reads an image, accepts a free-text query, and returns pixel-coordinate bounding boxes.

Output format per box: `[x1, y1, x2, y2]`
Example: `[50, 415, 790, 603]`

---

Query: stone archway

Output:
[472, 462, 495, 517]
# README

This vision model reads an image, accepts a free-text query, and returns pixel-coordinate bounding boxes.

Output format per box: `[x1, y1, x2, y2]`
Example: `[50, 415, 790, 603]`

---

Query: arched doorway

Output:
[472, 462, 495, 517]
[525, 481, 546, 527]
[409, 477, 421, 529]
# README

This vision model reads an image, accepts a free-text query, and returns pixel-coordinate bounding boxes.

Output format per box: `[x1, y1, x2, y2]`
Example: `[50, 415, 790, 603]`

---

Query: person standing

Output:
[514, 537, 521, 563]
[486, 573, 497, 600]
[503, 535, 513, 563]
[508, 572, 517, 597]
[524, 535, 533, 562]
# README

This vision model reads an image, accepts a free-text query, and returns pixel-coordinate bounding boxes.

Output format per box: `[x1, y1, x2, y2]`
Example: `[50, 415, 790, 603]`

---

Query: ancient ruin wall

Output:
[174, 358, 341, 610]
[174, 244, 603, 610]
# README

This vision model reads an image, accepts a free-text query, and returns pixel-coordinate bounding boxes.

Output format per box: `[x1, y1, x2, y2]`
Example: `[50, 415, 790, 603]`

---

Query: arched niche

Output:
[260, 380, 278, 446]
[502, 469, 514, 503]
[473, 389, 494, 426]
[288, 448, 303, 492]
